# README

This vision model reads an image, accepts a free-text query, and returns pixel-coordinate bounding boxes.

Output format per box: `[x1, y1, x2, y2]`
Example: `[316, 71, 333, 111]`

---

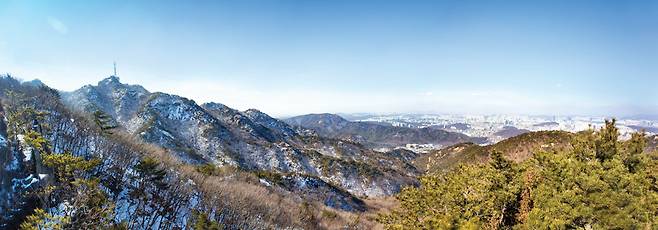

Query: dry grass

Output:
[109, 129, 393, 229]
[108, 132, 312, 228]
[316, 196, 399, 230]
[87, 114, 411, 229]
[105, 124, 408, 229]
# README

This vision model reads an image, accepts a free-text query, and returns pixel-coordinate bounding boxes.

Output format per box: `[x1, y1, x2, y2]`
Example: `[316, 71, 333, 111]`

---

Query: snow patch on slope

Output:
[16, 135, 32, 161]
[12, 175, 39, 190]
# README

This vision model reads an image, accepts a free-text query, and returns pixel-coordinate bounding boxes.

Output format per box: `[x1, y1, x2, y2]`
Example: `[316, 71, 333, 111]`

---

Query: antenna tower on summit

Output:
[113, 61, 117, 76]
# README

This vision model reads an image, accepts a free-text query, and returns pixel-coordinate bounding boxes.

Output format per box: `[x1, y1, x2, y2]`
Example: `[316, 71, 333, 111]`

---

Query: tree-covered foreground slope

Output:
[0, 75, 404, 229]
[378, 120, 658, 229]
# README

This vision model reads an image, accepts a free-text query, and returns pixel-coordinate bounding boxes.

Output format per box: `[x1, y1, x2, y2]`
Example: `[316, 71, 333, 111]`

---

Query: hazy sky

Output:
[1, 0, 656, 117]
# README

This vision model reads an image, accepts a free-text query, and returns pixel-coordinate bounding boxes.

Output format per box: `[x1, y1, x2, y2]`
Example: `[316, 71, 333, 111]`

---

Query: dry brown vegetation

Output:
[315, 196, 402, 230]
[111, 131, 399, 229]
[415, 131, 574, 174]
[104, 125, 324, 228]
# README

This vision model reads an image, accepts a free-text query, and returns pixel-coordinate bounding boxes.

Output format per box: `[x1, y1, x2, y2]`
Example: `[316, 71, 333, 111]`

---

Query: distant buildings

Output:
[358, 114, 657, 144]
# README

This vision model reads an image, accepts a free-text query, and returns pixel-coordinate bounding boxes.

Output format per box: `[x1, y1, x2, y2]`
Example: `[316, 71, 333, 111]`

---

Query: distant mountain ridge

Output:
[493, 126, 531, 139]
[285, 113, 479, 149]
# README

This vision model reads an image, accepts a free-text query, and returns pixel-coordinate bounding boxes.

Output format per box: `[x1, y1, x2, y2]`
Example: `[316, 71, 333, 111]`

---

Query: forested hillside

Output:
[378, 120, 658, 229]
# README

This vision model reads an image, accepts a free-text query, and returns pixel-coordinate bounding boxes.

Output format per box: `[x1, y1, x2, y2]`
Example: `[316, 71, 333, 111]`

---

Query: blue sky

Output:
[0, 0, 656, 116]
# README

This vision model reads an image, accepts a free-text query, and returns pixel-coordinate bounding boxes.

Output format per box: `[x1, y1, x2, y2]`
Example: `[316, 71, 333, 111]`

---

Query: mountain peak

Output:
[244, 109, 277, 122]
[284, 113, 349, 130]
[98, 75, 123, 86]
[93, 76, 148, 95]
[23, 79, 45, 87]
[311, 113, 348, 122]
[99, 76, 121, 85]
[244, 108, 264, 115]
[203, 102, 231, 111]
[242, 108, 299, 138]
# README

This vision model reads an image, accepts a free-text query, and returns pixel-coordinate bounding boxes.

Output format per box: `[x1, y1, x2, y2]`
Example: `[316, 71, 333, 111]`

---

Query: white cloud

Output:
[47, 17, 68, 34]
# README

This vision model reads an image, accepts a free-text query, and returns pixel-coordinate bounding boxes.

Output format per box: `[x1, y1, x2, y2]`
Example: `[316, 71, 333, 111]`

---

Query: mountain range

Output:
[2, 75, 651, 229]
[62, 76, 423, 199]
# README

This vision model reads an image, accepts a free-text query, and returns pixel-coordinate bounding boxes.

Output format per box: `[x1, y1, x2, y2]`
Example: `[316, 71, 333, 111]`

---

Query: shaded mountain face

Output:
[285, 113, 475, 149]
[414, 131, 574, 174]
[63, 77, 418, 198]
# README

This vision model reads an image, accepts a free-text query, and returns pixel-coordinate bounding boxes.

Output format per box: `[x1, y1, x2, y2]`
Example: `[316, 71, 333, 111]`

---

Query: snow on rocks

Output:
[12, 174, 39, 190]
[0, 134, 6, 148]
[16, 134, 33, 162]
[259, 179, 272, 187]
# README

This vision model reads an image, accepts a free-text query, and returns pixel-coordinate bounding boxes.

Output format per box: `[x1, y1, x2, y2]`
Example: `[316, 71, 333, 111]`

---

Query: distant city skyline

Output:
[1, 0, 656, 117]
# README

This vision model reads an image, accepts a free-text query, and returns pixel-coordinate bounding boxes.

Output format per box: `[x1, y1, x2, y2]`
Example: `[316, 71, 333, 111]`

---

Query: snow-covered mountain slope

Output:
[63, 76, 418, 197]
[202, 102, 288, 143]
[2, 76, 368, 228]
[243, 108, 299, 140]
[64, 76, 149, 124]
